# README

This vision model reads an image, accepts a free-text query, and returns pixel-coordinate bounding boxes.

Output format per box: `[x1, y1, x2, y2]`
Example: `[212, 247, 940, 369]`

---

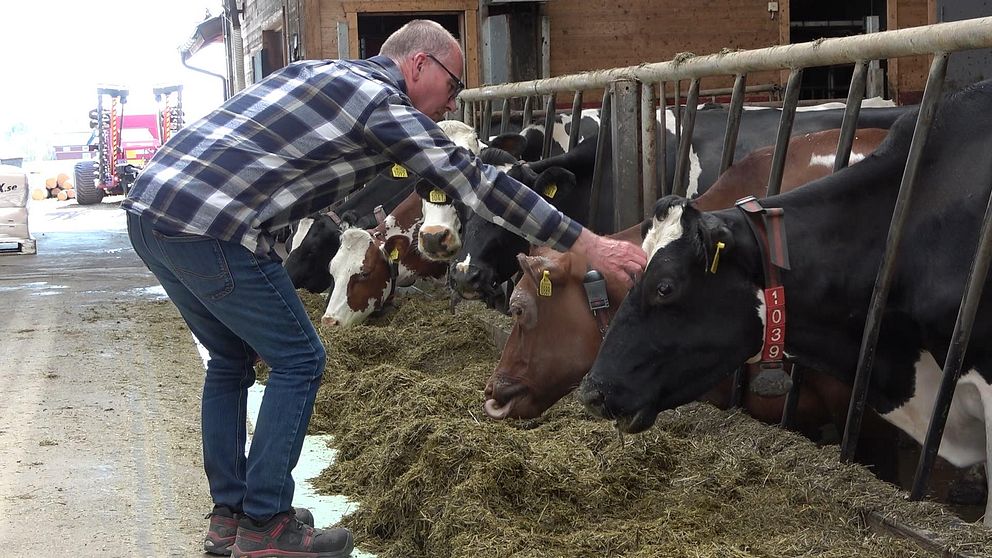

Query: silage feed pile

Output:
[296, 292, 992, 558]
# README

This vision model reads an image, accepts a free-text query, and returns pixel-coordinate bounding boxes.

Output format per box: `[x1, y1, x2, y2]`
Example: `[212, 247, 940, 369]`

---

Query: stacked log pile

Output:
[33, 173, 76, 201]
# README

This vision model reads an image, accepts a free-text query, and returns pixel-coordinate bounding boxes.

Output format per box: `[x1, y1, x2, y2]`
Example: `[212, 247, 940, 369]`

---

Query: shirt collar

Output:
[366, 55, 407, 95]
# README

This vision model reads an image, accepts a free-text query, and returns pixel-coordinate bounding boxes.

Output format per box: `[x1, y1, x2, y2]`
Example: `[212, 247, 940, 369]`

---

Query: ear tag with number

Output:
[543, 183, 558, 199]
[391, 164, 408, 178]
[538, 270, 553, 297]
[390, 247, 400, 261]
[429, 188, 447, 203]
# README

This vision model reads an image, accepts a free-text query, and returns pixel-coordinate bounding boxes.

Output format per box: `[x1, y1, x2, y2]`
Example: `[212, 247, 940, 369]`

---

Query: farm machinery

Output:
[72, 85, 184, 205]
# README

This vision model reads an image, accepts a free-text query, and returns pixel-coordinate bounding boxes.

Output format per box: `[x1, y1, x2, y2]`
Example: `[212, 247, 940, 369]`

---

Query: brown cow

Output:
[484, 128, 891, 429]
[320, 191, 448, 327]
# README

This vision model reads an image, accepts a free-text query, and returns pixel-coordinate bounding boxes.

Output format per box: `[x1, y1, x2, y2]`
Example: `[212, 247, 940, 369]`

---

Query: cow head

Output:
[320, 227, 398, 328]
[448, 163, 578, 308]
[415, 120, 482, 262]
[285, 215, 344, 293]
[484, 247, 630, 419]
[577, 195, 765, 433]
[416, 179, 471, 262]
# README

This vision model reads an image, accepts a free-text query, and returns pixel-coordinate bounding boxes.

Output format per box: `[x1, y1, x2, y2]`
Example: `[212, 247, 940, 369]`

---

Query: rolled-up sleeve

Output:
[363, 99, 582, 251]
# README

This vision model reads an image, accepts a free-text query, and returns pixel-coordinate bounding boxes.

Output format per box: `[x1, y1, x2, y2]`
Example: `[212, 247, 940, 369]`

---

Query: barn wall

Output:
[240, 0, 939, 103]
[543, 0, 784, 97]
[889, 0, 931, 103]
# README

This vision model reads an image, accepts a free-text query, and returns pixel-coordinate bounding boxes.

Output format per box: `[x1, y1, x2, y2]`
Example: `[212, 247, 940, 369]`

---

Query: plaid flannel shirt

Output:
[121, 55, 582, 261]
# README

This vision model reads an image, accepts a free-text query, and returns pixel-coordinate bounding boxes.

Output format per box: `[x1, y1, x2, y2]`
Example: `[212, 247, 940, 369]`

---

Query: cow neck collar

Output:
[370, 205, 399, 310]
[734, 196, 790, 370]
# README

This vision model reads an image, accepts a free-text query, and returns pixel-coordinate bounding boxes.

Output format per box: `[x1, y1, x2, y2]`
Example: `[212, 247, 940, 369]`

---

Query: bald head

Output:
[380, 19, 461, 62]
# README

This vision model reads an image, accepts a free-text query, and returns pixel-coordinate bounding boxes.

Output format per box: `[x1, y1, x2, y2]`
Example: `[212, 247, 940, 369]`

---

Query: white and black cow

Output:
[284, 172, 418, 293]
[286, 120, 481, 292]
[485, 108, 602, 161]
[577, 81, 992, 523]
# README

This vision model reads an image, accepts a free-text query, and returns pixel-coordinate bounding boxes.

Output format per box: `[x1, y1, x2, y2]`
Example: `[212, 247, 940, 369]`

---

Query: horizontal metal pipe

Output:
[459, 17, 992, 102]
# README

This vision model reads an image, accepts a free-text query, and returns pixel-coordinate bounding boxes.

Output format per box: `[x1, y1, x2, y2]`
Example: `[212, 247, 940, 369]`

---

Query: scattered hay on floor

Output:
[298, 293, 992, 558]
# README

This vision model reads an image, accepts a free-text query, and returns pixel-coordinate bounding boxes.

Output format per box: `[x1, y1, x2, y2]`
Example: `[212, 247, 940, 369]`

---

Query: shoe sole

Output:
[230, 536, 354, 558]
[204, 539, 234, 555]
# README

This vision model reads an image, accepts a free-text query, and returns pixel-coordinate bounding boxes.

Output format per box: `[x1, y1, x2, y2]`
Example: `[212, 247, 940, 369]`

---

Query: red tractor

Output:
[72, 85, 184, 205]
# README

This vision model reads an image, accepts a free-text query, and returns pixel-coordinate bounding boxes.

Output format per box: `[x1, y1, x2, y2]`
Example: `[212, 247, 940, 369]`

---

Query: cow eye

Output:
[358, 270, 371, 279]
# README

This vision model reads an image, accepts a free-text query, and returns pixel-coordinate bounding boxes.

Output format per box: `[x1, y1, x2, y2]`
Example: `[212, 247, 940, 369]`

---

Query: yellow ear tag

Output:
[429, 188, 447, 203]
[538, 270, 552, 297]
[709, 241, 726, 274]
[390, 247, 400, 261]
[391, 164, 408, 178]
[543, 183, 558, 198]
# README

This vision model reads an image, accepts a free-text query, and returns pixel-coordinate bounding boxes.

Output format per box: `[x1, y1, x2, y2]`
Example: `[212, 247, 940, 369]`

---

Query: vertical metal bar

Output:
[834, 62, 868, 172]
[729, 367, 746, 408]
[588, 89, 612, 232]
[541, 94, 557, 159]
[911, 181, 992, 501]
[611, 79, 643, 232]
[641, 81, 658, 219]
[569, 90, 584, 150]
[463, 100, 474, 127]
[766, 68, 804, 197]
[673, 80, 682, 149]
[673, 79, 701, 197]
[719, 73, 748, 174]
[522, 95, 534, 128]
[658, 81, 669, 198]
[840, 53, 949, 463]
[482, 100, 493, 143]
[865, 16, 884, 98]
[780, 364, 804, 430]
[500, 98, 512, 134]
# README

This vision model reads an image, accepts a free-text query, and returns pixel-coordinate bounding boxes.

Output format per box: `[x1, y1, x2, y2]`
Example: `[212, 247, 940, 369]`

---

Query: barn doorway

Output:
[789, 0, 887, 100]
[357, 13, 461, 59]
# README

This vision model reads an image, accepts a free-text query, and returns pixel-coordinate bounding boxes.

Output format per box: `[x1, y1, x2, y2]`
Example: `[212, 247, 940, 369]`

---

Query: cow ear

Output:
[696, 212, 734, 270]
[535, 167, 577, 203]
[489, 133, 528, 160]
[339, 209, 360, 228]
[516, 253, 542, 286]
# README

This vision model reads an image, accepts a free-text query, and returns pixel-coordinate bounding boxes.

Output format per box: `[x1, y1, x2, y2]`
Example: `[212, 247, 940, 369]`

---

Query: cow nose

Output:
[577, 385, 608, 416]
[320, 316, 339, 327]
[421, 229, 451, 253]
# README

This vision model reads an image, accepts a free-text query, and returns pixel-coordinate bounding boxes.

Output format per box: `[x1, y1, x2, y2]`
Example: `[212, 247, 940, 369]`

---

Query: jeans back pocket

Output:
[152, 231, 235, 301]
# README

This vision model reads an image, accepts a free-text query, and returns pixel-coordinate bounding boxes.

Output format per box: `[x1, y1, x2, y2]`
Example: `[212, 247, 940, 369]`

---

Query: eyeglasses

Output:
[426, 53, 465, 102]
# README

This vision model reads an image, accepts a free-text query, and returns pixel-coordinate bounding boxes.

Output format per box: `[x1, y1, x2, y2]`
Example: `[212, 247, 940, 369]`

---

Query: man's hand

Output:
[569, 228, 647, 289]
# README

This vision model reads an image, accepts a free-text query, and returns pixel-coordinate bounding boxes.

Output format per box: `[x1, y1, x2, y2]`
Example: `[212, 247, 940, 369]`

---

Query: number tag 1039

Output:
[762, 286, 786, 362]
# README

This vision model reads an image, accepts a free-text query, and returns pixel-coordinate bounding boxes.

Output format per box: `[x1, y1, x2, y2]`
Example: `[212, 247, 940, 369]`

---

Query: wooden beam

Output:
[342, 1, 476, 13]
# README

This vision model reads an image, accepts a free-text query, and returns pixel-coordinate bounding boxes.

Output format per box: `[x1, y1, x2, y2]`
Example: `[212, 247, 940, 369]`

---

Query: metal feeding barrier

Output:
[454, 17, 992, 506]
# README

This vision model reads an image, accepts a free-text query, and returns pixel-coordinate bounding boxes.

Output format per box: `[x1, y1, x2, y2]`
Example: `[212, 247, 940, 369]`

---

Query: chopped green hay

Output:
[296, 292, 992, 558]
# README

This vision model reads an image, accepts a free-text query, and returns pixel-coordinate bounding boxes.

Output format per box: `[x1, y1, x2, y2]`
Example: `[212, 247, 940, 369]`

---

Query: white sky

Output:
[2, 0, 227, 156]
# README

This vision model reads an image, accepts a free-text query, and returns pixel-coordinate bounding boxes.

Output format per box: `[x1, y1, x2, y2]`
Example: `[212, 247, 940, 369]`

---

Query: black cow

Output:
[447, 137, 597, 308]
[284, 171, 416, 293]
[577, 81, 992, 524]
[446, 104, 914, 305]
[484, 108, 602, 161]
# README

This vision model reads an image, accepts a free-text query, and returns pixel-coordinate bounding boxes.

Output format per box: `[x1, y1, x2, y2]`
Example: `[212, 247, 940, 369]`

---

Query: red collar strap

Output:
[369, 205, 398, 311]
[322, 208, 344, 226]
[735, 196, 790, 365]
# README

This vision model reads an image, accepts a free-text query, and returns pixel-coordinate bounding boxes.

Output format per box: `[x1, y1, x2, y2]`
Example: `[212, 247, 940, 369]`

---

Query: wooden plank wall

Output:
[544, 0, 782, 98]
[889, 0, 931, 104]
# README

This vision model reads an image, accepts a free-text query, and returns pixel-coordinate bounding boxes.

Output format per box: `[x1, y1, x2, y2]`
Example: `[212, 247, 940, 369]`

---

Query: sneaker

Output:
[230, 508, 353, 558]
[203, 505, 240, 556]
[204, 506, 317, 556]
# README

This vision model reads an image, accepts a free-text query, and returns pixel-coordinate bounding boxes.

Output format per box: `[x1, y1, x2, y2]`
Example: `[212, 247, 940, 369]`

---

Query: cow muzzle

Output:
[418, 226, 460, 261]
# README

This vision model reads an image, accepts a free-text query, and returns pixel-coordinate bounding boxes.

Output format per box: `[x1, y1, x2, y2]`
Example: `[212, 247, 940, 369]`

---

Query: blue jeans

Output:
[126, 212, 325, 522]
